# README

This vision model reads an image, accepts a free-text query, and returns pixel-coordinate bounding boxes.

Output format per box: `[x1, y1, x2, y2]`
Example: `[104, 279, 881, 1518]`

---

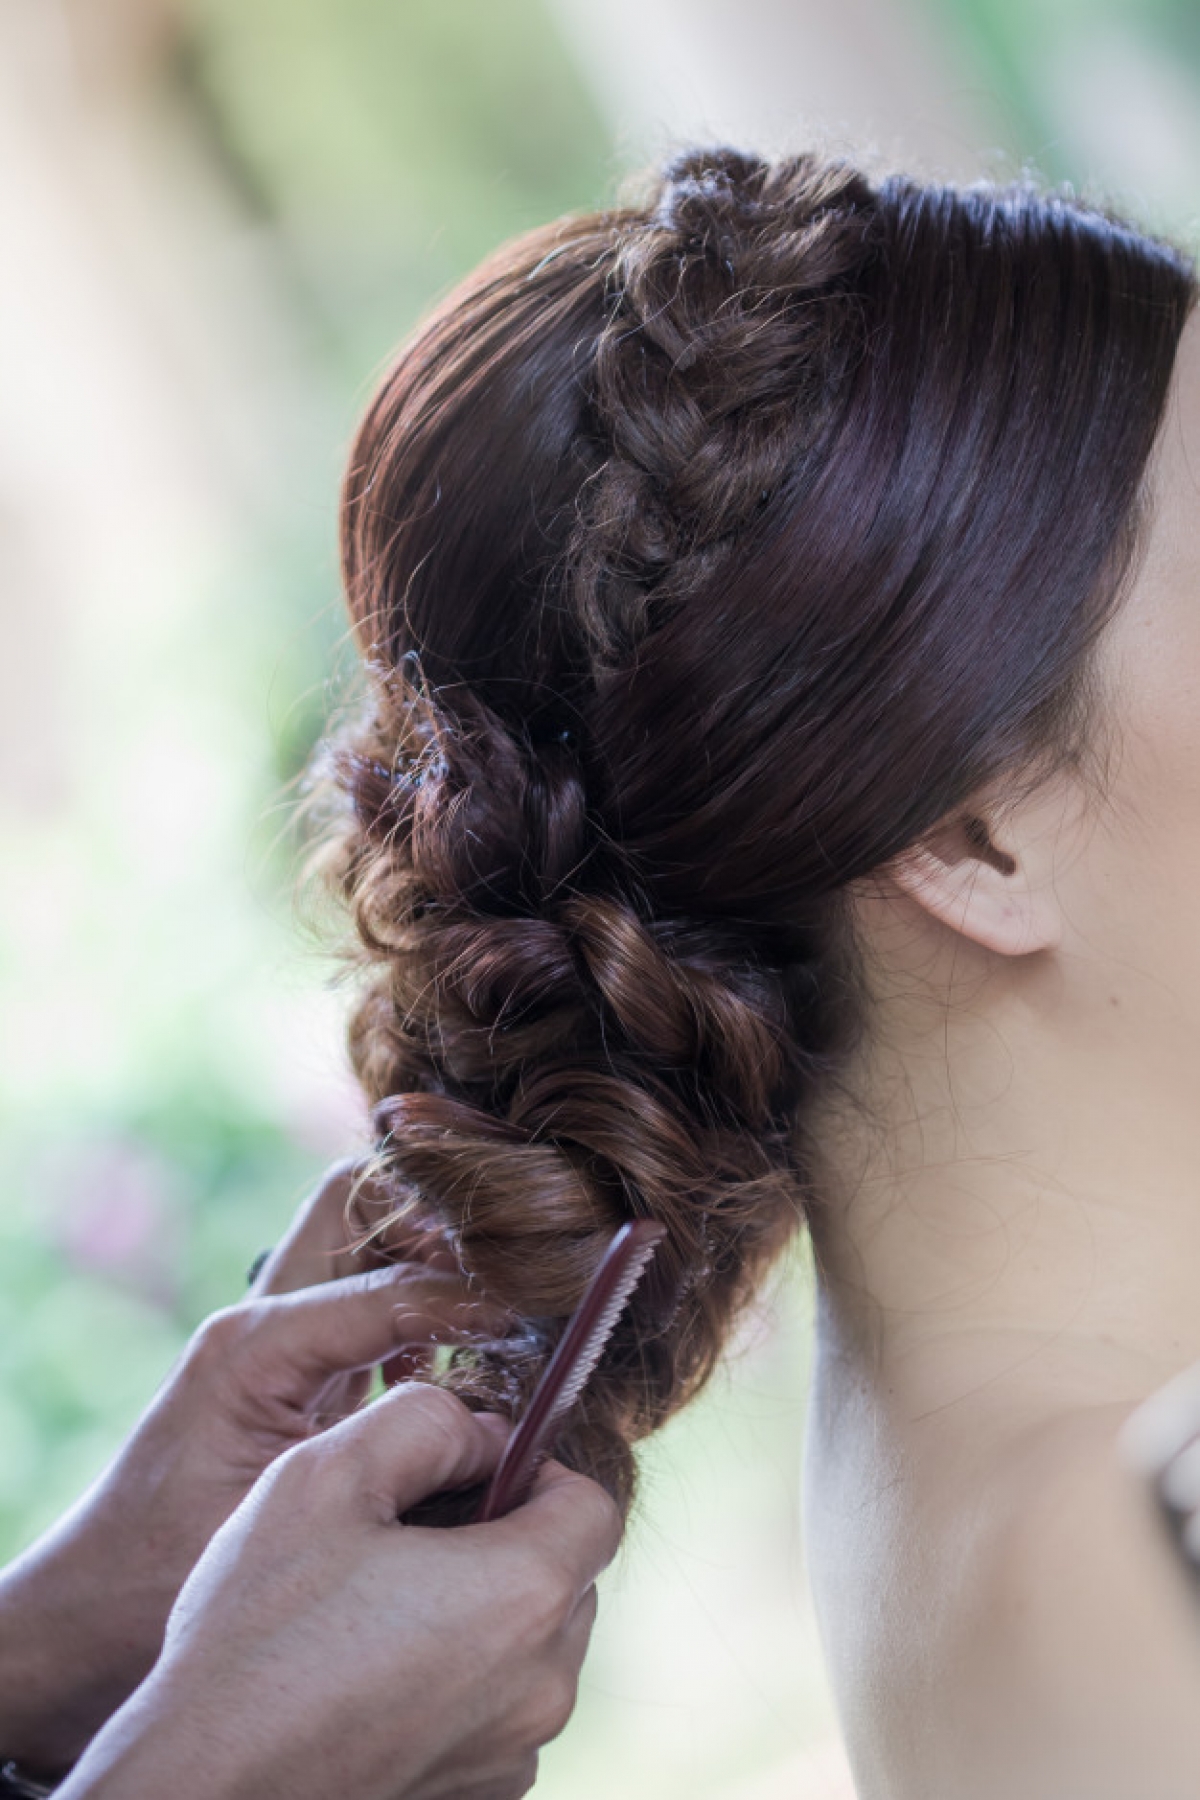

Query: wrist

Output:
[50, 1675, 245, 1800]
[0, 1506, 162, 1770]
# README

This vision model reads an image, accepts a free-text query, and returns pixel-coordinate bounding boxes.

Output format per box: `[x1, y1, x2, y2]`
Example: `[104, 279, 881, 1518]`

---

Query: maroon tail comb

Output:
[475, 1218, 667, 1523]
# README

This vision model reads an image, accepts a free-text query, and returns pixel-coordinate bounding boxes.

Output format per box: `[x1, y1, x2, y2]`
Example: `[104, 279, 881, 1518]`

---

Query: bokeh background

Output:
[1, 2, 1197, 1795]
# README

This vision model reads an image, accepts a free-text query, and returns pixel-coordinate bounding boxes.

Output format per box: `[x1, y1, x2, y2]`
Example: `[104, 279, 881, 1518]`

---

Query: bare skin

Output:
[801, 302, 1200, 1799]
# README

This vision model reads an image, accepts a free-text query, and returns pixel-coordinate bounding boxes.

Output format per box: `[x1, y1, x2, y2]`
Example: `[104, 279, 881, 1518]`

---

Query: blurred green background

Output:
[1, 2, 1196, 1795]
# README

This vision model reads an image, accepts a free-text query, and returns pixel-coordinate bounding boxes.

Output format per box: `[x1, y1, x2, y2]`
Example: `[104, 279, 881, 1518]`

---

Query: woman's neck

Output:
[804, 916, 1200, 1426]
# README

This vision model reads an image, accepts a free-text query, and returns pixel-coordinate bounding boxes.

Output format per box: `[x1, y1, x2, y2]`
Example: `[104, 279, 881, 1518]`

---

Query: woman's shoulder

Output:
[808, 1385, 1200, 1800]
[932, 1398, 1200, 1800]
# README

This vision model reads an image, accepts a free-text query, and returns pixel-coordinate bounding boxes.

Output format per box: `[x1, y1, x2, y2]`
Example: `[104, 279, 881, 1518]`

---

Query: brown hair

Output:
[313, 146, 1196, 1515]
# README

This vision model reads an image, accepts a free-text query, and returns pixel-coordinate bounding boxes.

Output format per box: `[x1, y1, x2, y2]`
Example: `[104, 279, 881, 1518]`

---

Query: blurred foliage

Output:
[934, 0, 1200, 231]
[175, 0, 616, 375]
[172, 0, 620, 784]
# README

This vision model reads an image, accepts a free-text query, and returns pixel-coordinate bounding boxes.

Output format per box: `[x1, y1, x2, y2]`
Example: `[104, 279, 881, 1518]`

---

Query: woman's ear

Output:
[883, 802, 1064, 957]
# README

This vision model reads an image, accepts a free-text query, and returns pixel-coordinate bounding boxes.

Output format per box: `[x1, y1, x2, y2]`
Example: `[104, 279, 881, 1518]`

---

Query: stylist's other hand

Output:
[57, 1383, 623, 1800]
[1119, 1358, 1200, 1589]
[0, 1161, 506, 1771]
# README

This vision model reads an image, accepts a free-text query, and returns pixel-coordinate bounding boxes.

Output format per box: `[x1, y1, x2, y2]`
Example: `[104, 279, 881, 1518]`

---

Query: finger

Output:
[321, 1367, 373, 1426]
[249, 1159, 375, 1295]
[1160, 1436, 1200, 1514]
[1119, 1363, 1200, 1477]
[245, 1265, 515, 1386]
[330, 1381, 514, 1516]
[251, 1160, 459, 1297]
[488, 1458, 624, 1596]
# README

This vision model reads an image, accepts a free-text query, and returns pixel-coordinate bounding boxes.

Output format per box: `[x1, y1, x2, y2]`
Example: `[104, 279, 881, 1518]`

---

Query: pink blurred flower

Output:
[37, 1135, 183, 1307]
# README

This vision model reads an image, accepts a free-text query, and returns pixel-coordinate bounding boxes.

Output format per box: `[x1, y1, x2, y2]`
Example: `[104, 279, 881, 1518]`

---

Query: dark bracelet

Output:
[0, 1761, 59, 1797]
[245, 1246, 274, 1287]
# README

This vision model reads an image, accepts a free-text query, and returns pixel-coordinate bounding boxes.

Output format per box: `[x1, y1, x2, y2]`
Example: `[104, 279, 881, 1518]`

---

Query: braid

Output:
[318, 146, 889, 1515]
[568, 147, 877, 672]
[329, 673, 821, 1510]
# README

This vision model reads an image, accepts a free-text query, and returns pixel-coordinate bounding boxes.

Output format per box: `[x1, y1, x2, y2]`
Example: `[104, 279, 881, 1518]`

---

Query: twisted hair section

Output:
[330, 668, 824, 1507]
[311, 145, 1197, 1515]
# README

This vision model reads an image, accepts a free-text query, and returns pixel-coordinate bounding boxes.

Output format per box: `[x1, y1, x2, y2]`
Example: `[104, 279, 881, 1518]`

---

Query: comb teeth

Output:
[474, 1218, 667, 1523]
[548, 1237, 662, 1423]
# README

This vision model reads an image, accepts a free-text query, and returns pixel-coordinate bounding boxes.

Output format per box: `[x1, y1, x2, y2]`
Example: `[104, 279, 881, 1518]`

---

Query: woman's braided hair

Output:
[315, 145, 1196, 1515]
[564, 150, 875, 676]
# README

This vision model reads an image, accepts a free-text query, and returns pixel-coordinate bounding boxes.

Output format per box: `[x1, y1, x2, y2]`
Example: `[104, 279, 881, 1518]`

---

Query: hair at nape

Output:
[311, 145, 1197, 1517]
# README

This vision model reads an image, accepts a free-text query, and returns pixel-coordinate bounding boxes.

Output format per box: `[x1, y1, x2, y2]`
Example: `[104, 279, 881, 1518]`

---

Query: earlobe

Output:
[886, 812, 1062, 958]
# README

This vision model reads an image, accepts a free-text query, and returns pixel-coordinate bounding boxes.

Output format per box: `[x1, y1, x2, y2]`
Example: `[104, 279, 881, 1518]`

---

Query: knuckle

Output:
[529, 1467, 624, 1580]
[390, 1379, 473, 1444]
[514, 1553, 577, 1638]
[187, 1302, 257, 1372]
[519, 1670, 578, 1747]
[266, 1426, 348, 1503]
[573, 1476, 624, 1567]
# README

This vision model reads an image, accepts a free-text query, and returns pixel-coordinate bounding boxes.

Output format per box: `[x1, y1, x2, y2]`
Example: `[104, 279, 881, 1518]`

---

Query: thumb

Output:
[328, 1381, 513, 1518]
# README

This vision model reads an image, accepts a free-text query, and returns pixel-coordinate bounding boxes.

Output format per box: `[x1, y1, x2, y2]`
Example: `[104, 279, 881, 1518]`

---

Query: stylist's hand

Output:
[1119, 1359, 1200, 1585]
[56, 1383, 623, 1800]
[0, 1161, 507, 1771]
